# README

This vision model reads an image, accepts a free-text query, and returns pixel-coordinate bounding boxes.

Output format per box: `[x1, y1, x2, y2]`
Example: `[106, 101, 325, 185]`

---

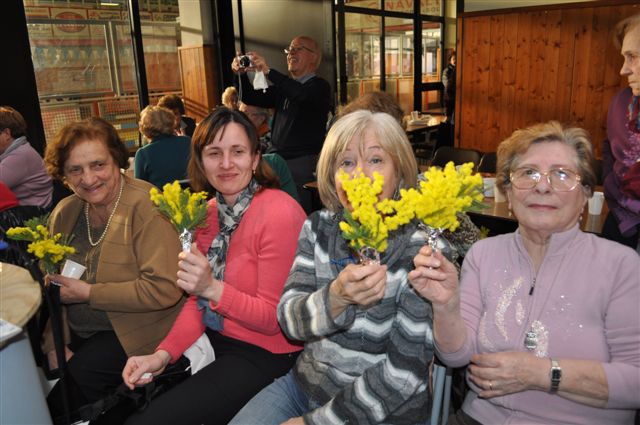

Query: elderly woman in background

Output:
[157, 94, 196, 137]
[122, 107, 306, 425]
[410, 121, 640, 425]
[602, 13, 640, 251]
[338, 90, 405, 126]
[230, 110, 479, 425]
[43, 117, 185, 424]
[135, 105, 191, 188]
[0, 106, 52, 208]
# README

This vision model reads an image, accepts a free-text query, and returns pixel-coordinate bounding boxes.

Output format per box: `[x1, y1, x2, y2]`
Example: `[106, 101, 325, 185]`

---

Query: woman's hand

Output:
[328, 263, 387, 318]
[468, 351, 548, 398]
[281, 417, 304, 425]
[46, 346, 74, 371]
[122, 350, 172, 390]
[407, 246, 459, 310]
[177, 243, 223, 302]
[49, 274, 91, 304]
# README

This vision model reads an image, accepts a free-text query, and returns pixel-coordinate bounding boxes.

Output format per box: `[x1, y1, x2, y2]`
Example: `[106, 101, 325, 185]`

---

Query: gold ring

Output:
[489, 381, 493, 390]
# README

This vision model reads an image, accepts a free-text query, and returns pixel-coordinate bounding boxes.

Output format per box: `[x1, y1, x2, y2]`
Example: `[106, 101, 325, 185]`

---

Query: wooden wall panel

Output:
[178, 45, 219, 123]
[457, 1, 639, 158]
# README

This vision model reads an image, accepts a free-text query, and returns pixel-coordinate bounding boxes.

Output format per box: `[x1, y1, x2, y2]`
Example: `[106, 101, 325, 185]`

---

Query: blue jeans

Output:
[229, 370, 316, 425]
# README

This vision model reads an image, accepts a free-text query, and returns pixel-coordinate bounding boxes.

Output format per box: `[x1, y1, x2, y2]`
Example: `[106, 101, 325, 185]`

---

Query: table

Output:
[468, 196, 608, 235]
[405, 115, 447, 135]
[1, 262, 52, 424]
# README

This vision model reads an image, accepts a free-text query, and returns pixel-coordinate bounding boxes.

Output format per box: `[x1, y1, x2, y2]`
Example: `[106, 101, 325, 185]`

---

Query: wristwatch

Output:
[549, 358, 562, 393]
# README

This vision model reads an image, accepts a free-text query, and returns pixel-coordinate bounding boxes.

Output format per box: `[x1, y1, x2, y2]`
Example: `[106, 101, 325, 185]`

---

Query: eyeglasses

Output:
[509, 167, 582, 192]
[284, 45, 315, 55]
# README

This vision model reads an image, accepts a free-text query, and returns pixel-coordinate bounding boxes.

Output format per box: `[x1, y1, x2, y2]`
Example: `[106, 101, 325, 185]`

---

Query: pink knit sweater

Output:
[158, 188, 306, 360]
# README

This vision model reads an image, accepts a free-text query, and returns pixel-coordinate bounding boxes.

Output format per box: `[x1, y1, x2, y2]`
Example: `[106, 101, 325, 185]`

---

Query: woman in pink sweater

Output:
[121, 107, 306, 425]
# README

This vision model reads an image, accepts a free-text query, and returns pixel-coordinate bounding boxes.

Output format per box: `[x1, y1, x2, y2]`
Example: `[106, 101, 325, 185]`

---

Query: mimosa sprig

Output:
[337, 169, 414, 255]
[6, 214, 76, 274]
[150, 181, 209, 250]
[411, 161, 485, 232]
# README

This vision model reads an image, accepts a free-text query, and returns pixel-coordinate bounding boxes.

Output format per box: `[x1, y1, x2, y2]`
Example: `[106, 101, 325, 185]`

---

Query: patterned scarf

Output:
[621, 96, 640, 199]
[197, 178, 260, 331]
[623, 95, 640, 168]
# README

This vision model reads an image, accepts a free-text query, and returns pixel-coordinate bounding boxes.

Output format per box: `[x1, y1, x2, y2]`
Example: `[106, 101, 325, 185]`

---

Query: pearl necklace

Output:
[85, 177, 124, 247]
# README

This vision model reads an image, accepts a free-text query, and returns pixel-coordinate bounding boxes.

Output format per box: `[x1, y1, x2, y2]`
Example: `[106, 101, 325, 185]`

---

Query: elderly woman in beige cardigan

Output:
[43, 117, 185, 424]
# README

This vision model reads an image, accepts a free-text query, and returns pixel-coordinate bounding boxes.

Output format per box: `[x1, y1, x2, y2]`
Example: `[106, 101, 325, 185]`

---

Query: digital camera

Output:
[238, 55, 252, 68]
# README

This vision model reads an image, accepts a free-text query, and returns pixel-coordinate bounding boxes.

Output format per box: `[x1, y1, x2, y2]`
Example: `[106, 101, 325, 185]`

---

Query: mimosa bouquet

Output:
[393, 161, 485, 250]
[338, 170, 414, 264]
[150, 181, 209, 251]
[6, 214, 76, 274]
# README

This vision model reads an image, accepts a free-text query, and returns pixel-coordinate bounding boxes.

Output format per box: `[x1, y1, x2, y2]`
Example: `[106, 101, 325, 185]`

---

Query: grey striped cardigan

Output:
[278, 209, 477, 424]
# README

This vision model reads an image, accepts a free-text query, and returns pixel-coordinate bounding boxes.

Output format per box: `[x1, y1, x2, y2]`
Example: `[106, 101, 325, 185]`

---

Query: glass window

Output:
[421, 0, 443, 16]
[343, 0, 381, 10]
[340, 12, 381, 103]
[23, 0, 182, 150]
[336, 0, 447, 113]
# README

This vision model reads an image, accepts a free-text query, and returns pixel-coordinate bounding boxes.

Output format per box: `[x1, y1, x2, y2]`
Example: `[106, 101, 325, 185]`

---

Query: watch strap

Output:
[549, 358, 562, 393]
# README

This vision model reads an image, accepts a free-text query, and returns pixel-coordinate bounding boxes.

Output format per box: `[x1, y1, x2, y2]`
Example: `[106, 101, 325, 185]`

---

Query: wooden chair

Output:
[431, 146, 482, 171]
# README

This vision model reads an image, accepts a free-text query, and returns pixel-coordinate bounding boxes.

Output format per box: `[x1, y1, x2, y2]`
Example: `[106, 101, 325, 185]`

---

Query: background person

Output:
[409, 121, 640, 425]
[135, 105, 191, 188]
[221, 86, 239, 110]
[336, 90, 405, 127]
[230, 111, 478, 425]
[157, 94, 196, 137]
[442, 51, 457, 125]
[232, 35, 332, 213]
[43, 117, 185, 424]
[0, 106, 52, 208]
[122, 108, 306, 425]
[239, 101, 272, 150]
[602, 13, 640, 251]
[239, 101, 299, 204]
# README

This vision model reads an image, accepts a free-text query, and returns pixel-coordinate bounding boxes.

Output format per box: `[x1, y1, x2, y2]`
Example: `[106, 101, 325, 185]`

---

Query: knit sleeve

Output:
[304, 284, 433, 424]
[156, 295, 205, 362]
[277, 217, 357, 341]
[601, 248, 640, 409]
[435, 241, 482, 367]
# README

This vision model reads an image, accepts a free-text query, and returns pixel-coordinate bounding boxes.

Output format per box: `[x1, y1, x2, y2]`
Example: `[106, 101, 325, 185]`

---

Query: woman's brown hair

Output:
[45, 117, 129, 180]
[188, 107, 279, 194]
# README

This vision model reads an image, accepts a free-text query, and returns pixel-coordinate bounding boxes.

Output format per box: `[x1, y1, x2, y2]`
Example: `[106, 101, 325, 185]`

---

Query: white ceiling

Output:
[465, 0, 595, 12]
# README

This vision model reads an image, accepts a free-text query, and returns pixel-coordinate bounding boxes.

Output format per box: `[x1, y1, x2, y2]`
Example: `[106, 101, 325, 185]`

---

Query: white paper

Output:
[0, 319, 22, 343]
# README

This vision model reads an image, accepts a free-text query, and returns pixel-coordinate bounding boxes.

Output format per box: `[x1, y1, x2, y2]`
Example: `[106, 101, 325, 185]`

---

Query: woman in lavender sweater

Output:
[410, 121, 640, 424]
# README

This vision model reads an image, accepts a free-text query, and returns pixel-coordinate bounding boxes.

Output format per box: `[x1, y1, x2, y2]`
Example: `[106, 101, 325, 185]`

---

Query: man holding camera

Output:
[231, 36, 332, 213]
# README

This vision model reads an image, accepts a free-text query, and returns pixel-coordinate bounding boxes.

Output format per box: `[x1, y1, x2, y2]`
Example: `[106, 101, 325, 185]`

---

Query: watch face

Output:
[551, 368, 562, 380]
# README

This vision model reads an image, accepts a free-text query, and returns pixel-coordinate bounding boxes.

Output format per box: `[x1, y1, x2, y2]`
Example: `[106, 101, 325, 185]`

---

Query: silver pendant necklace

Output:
[521, 245, 570, 353]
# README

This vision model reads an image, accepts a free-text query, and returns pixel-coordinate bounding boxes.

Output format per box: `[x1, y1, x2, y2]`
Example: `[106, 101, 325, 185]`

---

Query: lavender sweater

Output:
[0, 142, 52, 208]
[439, 225, 640, 424]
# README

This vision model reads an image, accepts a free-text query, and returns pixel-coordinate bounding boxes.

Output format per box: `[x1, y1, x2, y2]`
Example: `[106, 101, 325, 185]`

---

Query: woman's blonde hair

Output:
[316, 110, 417, 212]
[496, 120, 596, 196]
[221, 87, 239, 110]
[139, 105, 176, 140]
